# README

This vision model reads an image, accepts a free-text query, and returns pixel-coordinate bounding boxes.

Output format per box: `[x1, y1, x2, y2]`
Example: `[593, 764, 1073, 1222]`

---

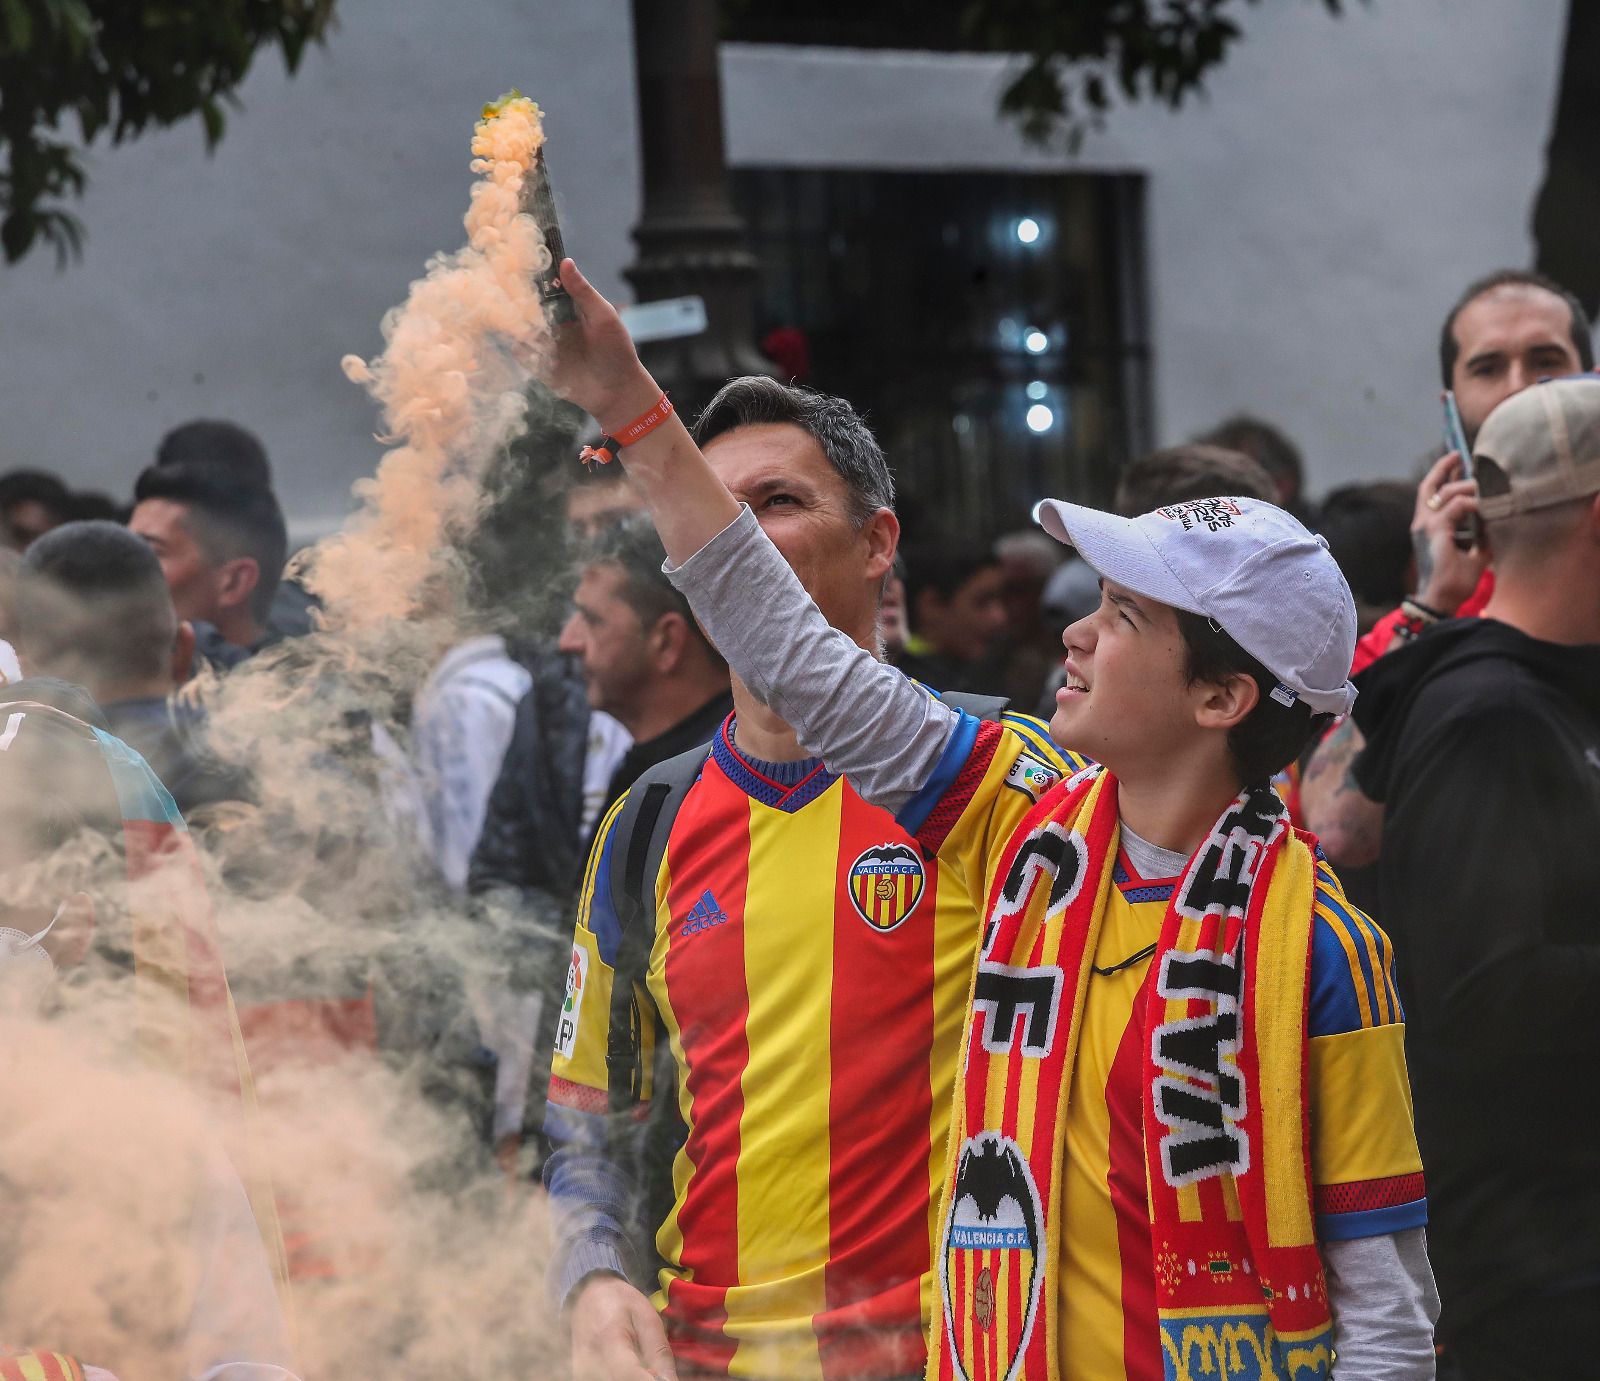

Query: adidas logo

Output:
[681, 889, 729, 936]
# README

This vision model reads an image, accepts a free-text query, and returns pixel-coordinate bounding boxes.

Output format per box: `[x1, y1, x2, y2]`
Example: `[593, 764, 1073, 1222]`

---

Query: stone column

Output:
[625, 0, 774, 416]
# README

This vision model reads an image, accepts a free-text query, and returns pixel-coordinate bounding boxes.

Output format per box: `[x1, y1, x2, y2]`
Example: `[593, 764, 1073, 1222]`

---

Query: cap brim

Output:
[1032, 499, 1202, 615]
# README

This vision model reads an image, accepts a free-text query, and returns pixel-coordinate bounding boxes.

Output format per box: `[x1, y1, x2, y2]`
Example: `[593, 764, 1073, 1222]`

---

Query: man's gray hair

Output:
[691, 377, 895, 528]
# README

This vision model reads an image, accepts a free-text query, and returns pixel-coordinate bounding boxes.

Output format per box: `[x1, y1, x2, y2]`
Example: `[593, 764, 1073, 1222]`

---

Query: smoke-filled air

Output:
[0, 93, 568, 1379]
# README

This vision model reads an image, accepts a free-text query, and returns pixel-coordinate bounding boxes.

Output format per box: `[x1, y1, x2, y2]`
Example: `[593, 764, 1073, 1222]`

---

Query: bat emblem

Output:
[941, 1134, 1044, 1381]
[847, 842, 926, 933]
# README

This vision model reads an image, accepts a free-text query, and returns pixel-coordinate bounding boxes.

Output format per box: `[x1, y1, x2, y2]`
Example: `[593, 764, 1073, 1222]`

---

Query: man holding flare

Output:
[538, 259, 1438, 1379]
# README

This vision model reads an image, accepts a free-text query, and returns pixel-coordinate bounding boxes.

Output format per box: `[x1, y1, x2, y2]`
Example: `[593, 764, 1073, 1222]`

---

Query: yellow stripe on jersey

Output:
[1312, 873, 1402, 1032]
[728, 788, 840, 1376]
[1252, 832, 1317, 1250]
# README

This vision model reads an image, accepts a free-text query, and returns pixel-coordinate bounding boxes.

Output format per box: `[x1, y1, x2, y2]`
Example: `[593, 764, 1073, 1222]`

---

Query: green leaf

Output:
[201, 97, 224, 146]
[55, 0, 92, 56]
[0, 0, 32, 52]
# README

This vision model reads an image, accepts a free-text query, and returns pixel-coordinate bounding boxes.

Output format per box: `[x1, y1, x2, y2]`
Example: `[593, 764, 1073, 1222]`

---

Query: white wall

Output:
[0, 0, 1573, 527]
[721, 0, 1572, 494]
[0, 0, 641, 535]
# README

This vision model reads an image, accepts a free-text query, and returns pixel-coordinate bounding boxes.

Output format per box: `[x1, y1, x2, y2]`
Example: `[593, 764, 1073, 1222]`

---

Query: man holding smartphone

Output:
[1303, 268, 1594, 868]
[1350, 377, 1600, 1377]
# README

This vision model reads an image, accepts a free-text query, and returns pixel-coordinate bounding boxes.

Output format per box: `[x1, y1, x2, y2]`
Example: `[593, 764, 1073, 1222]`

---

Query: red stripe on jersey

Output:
[816, 790, 937, 1381]
[659, 763, 752, 1376]
[548, 1072, 608, 1115]
[917, 720, 1004, 856]
[1108, 972, 1161, 1380]
[1004, 1242, 1021, 1379]
[1315, 1171, 1427, 1215]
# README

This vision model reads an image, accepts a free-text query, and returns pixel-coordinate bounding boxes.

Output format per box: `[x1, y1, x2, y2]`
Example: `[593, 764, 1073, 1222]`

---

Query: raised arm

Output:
[540, 259, 742, 567]
[538, 260, 960, 814]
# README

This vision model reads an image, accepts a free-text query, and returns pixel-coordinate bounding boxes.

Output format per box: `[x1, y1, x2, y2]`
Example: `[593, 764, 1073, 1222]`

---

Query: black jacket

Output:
[1353, 618, 1600, 1327]
[467, 647, 591, 935]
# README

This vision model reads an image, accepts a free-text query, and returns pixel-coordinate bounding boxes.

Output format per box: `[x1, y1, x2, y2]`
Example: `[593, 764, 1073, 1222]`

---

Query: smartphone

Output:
[1441, 391, 1483, 547]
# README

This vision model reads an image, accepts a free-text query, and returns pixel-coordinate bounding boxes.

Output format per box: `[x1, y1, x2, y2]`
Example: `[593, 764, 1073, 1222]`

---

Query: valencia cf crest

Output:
[847, 842, 926, 933]
[941, 1134, 1043, 1381]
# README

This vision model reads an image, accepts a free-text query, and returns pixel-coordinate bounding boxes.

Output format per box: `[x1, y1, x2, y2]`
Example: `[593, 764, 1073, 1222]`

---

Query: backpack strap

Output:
[604, 742, 713, 1112]
[936, 690, 1010, 723]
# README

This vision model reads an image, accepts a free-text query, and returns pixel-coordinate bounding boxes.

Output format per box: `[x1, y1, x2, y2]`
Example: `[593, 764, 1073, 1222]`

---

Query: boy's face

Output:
[1049, 579, 1207, 775]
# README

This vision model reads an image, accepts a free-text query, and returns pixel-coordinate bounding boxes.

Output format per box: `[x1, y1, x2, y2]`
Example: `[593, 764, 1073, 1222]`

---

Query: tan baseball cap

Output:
[1474, 376, 1600, 520]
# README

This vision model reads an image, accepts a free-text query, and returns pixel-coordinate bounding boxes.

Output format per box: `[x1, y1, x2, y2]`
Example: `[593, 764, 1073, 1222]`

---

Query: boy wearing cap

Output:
[1351, 376, 1600, 1378]
[539, 260, 1437, 1380]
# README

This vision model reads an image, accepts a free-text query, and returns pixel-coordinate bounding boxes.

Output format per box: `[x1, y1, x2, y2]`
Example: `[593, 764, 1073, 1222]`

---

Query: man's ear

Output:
[215, 556, 261, 614]
[1193, 671, 1261, 733]
[862, 507, 900, 586]
[650, 611, 691, 674]
[172, 620, 196, 686]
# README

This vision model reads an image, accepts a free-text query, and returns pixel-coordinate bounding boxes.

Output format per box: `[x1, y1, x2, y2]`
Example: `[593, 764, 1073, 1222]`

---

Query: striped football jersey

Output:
[548, 710, 1082, 1379]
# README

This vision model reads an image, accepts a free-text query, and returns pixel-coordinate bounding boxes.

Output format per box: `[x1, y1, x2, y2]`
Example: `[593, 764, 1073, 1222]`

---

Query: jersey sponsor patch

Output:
[847, 842, 926, 933]
[1004, 751, 1061, 802]
[555, 943, 587, 1059]
[941, 1133, 1044, 1381]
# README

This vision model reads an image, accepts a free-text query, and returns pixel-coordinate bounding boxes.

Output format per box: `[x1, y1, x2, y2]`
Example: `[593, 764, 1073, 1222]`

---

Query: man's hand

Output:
[570, 1273, 677, 1381]
[537, 258, 662, 435]
[1410, 451, 1489, 614]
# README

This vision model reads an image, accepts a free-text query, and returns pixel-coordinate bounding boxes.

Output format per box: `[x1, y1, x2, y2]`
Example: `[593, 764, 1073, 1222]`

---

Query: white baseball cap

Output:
[1032, 495, 1358, 717]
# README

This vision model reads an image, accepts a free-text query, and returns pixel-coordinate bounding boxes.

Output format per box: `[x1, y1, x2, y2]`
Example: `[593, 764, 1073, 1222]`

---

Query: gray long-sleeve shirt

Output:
[666, 505, 1439, 1378]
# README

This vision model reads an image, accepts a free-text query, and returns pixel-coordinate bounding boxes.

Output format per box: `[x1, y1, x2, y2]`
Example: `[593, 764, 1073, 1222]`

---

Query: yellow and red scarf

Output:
[931, 766, 1331, 1381]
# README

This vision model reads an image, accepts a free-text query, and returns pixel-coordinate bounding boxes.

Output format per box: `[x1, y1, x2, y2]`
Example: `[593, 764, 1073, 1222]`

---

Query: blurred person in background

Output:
[894, 539, 1009, 694]
[1318, 481, 1418, 634]
[129, 460, 289, 670]
[553, 515, 732, 834]
[1348, 378, 1600, 1377]
[0, 469, 72, 551]
[1302, 268, 1593, 871]
[151, 419, 317, 642]
[992, 528, 1064, 707]
[1195, 413, 1310, 520]
[469, 516, 726, 1170]
[63, 490, 125, 525]
[566, 453, 646, 541]
[12, 521, 251, 816]
[0, 698, 297, 1381]
[155, 418, 273, 491]
[1438, 269, 1594, 446]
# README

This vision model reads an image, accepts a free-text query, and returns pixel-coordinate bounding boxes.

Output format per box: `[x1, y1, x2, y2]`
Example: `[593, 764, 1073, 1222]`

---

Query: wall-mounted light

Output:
[1023, 328, 1049, 355]
[1016, 217, 1041, 245]
[1026, 404, 1055, 434]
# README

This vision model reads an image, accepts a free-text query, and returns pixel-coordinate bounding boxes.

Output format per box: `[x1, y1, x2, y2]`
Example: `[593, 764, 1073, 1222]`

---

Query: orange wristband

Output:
[614, 392, 674, 445]
[580, 393, 674, 468]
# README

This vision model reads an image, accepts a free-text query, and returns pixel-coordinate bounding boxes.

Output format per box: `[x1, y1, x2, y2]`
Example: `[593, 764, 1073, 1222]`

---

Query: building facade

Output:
[0, 0, 1574, 535]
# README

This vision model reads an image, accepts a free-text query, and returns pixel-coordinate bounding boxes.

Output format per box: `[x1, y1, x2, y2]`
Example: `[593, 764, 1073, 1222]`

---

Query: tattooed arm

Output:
[1304, 453, 1488, 868]
[1302, 716, 1384, 868]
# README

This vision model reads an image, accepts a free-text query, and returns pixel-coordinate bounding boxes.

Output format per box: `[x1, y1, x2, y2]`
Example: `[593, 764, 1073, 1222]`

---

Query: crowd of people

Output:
[0, 263, 1593, 1380]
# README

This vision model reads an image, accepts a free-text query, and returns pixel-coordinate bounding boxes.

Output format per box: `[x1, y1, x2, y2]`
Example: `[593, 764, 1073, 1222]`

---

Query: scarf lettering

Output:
[972, 963, 1064, 1057]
